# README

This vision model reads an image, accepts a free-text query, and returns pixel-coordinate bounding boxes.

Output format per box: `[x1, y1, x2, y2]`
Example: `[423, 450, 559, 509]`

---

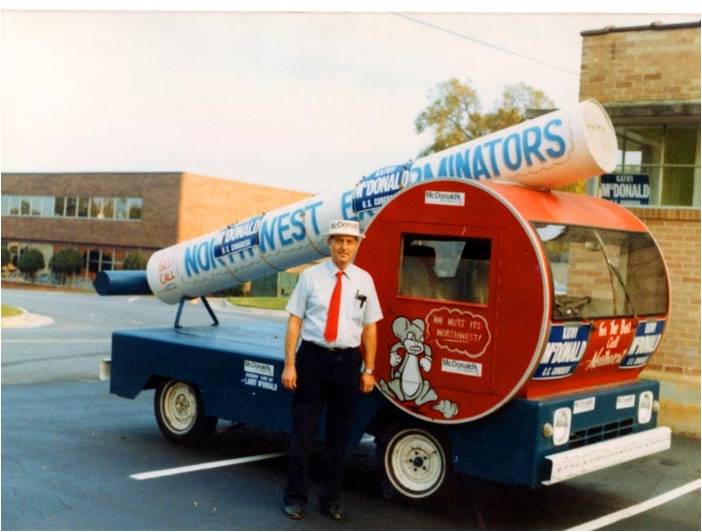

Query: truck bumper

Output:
[543, 426, 671, 485]
[447, 379, 667, 487]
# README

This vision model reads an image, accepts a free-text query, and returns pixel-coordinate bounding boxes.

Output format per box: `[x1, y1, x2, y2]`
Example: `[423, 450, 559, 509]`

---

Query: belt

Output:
[301, 340, 360, 353]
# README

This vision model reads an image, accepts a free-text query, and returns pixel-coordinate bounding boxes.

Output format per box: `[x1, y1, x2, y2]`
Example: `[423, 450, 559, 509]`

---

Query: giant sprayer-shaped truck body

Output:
[97, 100, 671, 498]
[135, 100, 618, 304]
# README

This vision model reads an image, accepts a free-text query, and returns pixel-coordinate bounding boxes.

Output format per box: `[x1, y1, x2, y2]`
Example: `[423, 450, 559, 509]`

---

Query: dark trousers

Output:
[284, 341, 362, 508]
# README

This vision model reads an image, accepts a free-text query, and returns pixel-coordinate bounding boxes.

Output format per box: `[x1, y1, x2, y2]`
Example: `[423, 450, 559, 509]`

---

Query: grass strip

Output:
[227, 296, 289, 311]
[1, 304, 23, 318]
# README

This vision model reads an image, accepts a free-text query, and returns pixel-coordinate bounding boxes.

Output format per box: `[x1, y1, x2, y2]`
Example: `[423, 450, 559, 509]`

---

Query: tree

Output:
[123, 250, 147, 270]
[414, 78, 484, 156]
[413, 78, 587, 193]
[49, 248, 83, 283]
[18, 248, 45, 283]
[482, 82, 555, 133]
[414, 78, 555, 157]
[1, 246, 10, 268]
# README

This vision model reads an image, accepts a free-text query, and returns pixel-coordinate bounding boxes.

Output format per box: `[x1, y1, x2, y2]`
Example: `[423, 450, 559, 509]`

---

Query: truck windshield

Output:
[533, 224, 668, 320]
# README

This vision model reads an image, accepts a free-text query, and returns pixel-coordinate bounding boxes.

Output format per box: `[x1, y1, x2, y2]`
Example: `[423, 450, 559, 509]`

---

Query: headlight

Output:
[638, 391, 654, 424]
[552, 407, 572, 446]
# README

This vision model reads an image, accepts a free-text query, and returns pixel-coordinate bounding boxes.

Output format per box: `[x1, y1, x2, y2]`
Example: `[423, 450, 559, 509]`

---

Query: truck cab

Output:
[354, 178, 670, 495]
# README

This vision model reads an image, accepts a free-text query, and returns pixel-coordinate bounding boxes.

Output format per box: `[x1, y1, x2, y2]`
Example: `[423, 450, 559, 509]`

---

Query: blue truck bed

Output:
[112, 322, 292, 434]
[110, 322, 387, 441]
[109, 322, 669, 488]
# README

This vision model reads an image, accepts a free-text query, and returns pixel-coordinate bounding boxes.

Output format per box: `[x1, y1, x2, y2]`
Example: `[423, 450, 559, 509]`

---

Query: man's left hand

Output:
[360, 373, 376, 393]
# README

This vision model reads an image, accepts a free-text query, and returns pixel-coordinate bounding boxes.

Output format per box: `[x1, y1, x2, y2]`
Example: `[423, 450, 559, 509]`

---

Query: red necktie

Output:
[324, 271, 344, 343]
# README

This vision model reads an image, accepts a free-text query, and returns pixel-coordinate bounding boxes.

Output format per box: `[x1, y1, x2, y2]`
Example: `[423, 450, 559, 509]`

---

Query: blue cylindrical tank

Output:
[94, 270, 152, 296]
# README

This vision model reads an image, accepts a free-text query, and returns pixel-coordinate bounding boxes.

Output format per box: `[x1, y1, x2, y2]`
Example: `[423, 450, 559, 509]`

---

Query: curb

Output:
[642, 368, 700, 438]
[1, 307, 55, 328]
[2, 280, 92, 293]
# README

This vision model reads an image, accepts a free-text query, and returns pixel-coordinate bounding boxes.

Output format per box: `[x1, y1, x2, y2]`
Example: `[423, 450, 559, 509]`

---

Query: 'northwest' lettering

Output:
[259, 201, 323, 252]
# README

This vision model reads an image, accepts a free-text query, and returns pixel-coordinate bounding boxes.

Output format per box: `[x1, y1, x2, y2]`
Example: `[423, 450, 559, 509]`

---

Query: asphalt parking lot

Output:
[1, 289, 700, 530]
[2, 380, 700, 531]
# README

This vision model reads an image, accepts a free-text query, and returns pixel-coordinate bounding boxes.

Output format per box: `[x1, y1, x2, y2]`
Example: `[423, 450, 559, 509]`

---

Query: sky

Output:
[2, 3, 700, 193]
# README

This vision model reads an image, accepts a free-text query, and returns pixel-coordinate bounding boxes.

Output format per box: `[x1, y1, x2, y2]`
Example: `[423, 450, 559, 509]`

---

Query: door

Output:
[375, 222, 500, 422]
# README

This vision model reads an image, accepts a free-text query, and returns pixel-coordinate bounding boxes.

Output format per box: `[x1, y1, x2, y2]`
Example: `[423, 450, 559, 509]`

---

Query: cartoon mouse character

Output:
[378, 316, 459, 419]
[378, 317, 438, 406]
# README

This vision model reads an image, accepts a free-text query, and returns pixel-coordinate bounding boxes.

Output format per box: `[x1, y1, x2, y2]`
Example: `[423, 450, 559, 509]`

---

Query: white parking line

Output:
[127, 297, 139, 303]
[130, 451, 288, 480]
[567, 478, 701, 531]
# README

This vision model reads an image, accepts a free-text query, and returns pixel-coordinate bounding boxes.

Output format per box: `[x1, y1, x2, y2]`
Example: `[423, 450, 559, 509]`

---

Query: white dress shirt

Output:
[286, 259, 383, 349]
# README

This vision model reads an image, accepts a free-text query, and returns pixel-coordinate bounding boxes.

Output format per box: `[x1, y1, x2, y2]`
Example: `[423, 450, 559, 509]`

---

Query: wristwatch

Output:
[364, 368, 374, 375]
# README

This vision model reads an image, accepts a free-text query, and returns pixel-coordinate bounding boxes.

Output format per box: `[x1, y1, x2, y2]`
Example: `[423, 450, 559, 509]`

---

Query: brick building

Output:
[1, 172, 311, 285]
[581, 20, 700, 207]
[579, 21, 700, 384]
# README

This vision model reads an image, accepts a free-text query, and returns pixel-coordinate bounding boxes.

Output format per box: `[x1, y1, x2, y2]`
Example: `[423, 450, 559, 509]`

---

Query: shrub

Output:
[18, 248, 45, 282]
[1, 246, 10, 268]
[123, 250, 147, 270]
[50, 248, 83, 283]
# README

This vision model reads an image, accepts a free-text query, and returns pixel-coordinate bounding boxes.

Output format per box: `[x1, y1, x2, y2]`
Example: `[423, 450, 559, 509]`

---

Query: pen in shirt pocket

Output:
[355, 290, 367, 308]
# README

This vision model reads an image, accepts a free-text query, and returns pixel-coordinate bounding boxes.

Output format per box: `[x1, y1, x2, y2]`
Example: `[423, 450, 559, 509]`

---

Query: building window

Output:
[115, 198, 127, 220]
[127, 197, 143, 220]
[8, 196, 20, 215]
[0, 241, 54, 277]
[90, 197, 104, 218]
[610, 125, 700, 207]
[30, 197, 42, 216]
[77, 197, 90, 218]
[85, 249, 113, 272]
[41, 196, 55, 217]
[103, 198, 114, 219]
[88, 196, 117, 219]
[2, 194, 143, 220]
[65, 197, 77, 217]
[55, 196, 65, 216]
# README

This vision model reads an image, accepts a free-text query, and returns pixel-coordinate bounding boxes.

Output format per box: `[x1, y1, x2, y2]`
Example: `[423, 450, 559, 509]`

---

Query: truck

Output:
[96, 100, 672, 500]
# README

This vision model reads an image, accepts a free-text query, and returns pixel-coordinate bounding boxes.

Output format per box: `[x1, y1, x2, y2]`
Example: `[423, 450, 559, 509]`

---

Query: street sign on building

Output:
[600, 174, 650, 205]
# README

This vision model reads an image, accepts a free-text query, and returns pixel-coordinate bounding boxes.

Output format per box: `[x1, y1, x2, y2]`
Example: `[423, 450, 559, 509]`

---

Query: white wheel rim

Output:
[386, 429, 445, 498]
[161, 381, 198, 434]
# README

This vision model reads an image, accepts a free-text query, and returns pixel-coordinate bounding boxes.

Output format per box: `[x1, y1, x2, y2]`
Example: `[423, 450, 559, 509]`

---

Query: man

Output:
[281, 219, 383, 521]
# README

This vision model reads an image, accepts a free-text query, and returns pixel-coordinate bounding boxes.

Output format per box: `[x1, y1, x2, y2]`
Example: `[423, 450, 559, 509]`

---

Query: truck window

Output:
[399, 234, 491, 304]
[534, 224, 668, 319]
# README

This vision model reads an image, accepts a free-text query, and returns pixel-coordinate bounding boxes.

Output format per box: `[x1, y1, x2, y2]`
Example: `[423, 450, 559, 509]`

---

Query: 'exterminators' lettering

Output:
[410, 119, 567, 182]
[353, 119, 567, 213]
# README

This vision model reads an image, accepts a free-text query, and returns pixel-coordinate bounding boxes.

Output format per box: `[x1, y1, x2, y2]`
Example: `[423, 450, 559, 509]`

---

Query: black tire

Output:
[154, 380, 218, 444]
[376, 424, 450, 501]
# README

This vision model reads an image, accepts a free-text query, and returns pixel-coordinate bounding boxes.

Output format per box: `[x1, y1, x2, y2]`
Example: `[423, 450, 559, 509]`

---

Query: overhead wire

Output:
[392, 13, 579, 76]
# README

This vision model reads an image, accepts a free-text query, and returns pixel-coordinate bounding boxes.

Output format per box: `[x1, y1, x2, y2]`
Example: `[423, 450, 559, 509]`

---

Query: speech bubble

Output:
[425, 307, 492, 358]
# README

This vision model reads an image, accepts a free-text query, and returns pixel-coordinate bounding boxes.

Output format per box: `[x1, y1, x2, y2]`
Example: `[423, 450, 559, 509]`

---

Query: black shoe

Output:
[321, 504, 344, 521]
[284, 504, 304, 520]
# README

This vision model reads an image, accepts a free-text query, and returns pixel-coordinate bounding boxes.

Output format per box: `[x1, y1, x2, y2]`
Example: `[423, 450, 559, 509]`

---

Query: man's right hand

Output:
[281, 365, 297, 390]
[282, 315, 302, 391]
